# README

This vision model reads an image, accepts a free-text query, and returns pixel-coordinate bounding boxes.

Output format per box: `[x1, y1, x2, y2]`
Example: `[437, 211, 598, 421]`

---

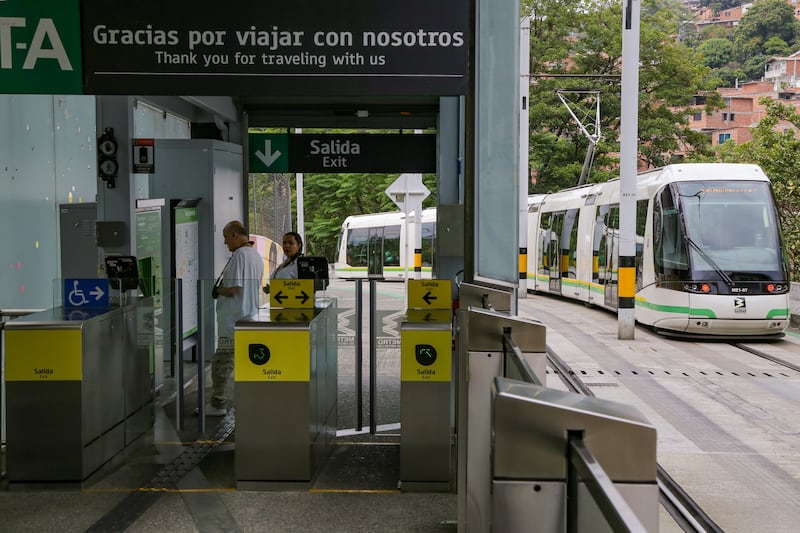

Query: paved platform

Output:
[1, 403, 457, 532]
[3, 287, 798, 532]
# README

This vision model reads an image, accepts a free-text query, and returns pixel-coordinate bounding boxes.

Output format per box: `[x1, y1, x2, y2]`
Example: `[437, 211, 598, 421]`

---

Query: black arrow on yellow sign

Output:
[296, 291, 310, 304]
[422, 291, 437, 305]
[274, 291, 288, 304]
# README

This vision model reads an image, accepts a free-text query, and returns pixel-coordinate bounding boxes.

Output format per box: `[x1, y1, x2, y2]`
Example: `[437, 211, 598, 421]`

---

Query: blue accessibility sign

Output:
[64, 278, 110, 309]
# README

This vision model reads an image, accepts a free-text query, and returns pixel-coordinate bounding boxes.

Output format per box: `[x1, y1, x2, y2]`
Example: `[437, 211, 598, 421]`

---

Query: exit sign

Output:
[247, 133, 436, 173]
[249, 133, 289, 173]
[0, 0, 83, 94]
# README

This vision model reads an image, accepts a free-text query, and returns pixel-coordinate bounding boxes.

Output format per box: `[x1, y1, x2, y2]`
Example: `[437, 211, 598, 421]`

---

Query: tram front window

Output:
[677, 181, 784, 279]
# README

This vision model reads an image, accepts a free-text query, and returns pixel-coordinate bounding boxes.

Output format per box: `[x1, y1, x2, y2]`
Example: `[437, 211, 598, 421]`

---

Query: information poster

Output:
[174, 207, 199, 337]
[135, 209, 163, 308]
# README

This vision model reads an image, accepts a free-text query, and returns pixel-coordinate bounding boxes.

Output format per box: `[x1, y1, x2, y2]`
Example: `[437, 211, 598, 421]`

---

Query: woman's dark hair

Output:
[285, 231, 303, 253]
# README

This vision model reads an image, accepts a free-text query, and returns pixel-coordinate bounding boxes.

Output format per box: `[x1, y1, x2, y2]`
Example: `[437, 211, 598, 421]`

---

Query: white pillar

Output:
[618, 0, 640, 339]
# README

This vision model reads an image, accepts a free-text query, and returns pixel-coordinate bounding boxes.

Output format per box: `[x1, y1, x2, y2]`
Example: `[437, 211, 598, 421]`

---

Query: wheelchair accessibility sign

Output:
[64, 278, 110, 309]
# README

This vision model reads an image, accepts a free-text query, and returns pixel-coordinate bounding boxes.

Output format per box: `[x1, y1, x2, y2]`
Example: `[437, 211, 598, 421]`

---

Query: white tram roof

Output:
[342, 207, 437, 229]
[529, 163, 770, 210]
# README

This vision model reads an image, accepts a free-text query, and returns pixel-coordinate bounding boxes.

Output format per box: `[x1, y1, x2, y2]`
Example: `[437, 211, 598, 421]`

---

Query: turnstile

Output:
[400, 308, 453, 490]
[3, 303, 153, 484]
[492, 378, 659, 532]
[398, 280, 455, 491]
[234, 297, 337, 490]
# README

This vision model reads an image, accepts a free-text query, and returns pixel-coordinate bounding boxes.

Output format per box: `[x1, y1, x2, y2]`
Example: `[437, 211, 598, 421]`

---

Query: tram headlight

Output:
[766, 283, 789, 294]
[683, 282, 713, 294]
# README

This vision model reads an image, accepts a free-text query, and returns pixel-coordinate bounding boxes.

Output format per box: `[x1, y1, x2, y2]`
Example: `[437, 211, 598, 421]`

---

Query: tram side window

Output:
[593, 205, 611, 284]
[564, 209, 580, 279]
[653, 186, 688, 279]
[383, 225, 401, 266]
[549, 213, 564, 279]
[636, 199, 648, 290]
[347, 228, 369, 267]
[422, 222, 435, 267]
[540, 212, 553, 277]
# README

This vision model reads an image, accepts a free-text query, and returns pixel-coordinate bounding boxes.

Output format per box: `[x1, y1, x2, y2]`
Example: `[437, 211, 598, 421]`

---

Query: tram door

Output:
[543, 212, 564, 294]
[367, 227, 384, 278]
[595, 205, 620, 307]
[561, 209, 579, 296]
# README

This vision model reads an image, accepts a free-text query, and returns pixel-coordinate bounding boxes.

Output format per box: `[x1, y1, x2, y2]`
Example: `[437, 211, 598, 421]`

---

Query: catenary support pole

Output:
[618, 0, 640, 339]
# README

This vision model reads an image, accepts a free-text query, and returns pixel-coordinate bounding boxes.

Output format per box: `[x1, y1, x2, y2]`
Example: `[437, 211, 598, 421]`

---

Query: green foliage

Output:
[733, 0, 800, 61]
[527, 0, 720, 191]
[697, 0, 741, 11]
[697, 38, 734, 69]
[713, 99, 800, 280]
[298, 172, 437, 262]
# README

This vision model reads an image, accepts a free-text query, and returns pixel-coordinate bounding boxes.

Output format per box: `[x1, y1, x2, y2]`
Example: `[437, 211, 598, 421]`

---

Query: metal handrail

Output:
[501, 328, 541, 386]
[567, 431, 648, 533]
[502, 331, 645, 532]
[0, 309, 45, 321]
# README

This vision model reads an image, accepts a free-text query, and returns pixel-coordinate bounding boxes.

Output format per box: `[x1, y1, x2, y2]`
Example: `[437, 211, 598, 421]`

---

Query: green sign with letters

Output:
[248, 133, 289, 173]
[0, 0, 83, 94]
[248, 132, 436, 173]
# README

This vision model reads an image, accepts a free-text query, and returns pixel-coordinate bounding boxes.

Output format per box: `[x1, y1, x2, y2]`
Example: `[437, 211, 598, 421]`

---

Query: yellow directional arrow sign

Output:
[407, 279, 451, 310]
[270, 279, 315, 309]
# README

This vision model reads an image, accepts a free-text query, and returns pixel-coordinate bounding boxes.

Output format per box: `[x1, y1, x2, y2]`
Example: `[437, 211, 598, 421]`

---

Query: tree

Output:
[717, 98, 800, 280]
[732, 0, 800, 62]
[697, 38, 734, 69]
[525, 0, 721, 192]
[763, 36, 792, 57]
[300, 172, 437, 261]
[697, 0, 741, 11]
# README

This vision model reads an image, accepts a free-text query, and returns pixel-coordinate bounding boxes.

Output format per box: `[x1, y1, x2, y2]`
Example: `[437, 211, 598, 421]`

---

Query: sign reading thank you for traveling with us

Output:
[80, 0, 468, 96]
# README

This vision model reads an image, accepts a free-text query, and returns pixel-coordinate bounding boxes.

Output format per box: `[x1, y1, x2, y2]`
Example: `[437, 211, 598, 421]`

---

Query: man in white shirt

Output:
[207, 220, 264, 415]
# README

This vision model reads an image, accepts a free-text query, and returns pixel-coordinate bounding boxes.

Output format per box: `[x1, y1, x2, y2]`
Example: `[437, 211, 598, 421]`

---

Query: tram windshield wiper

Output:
[684, 235, 734, 285]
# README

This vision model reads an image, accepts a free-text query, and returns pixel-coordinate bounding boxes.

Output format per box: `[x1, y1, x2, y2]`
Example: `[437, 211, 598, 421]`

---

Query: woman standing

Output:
[264, 232, 303, 294]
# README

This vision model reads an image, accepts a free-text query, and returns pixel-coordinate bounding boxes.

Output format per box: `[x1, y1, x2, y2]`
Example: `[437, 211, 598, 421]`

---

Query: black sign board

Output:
[288, 134, 435, 173]
[81, 0, 469, 96]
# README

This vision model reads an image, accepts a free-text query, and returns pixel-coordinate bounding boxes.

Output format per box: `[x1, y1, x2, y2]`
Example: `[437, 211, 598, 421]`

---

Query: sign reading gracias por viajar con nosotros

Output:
[80, 0, 469, 96]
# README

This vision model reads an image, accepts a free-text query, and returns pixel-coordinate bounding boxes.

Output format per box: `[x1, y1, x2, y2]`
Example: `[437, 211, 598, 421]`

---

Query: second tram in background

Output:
[334, 208, 437, 279]
[334, 163, 790, 338]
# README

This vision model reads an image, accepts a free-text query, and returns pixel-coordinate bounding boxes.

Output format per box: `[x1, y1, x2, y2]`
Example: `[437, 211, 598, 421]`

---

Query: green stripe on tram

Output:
[767, 308, 790, 319]
[635, 298, 716, 318]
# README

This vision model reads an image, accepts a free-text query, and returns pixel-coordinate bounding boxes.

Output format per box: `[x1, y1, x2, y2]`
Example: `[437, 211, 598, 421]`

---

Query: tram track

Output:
[729, 342, 800, 374]
[546, 346, 725, 533]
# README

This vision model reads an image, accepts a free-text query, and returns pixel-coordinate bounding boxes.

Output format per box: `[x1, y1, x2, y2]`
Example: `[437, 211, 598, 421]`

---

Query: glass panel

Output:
[347, 228, 369, 268]
[654, 185, 689, 280]
[367, 227, 384, 277]
[563, 209, 579, 279]
[421, 222, 436, 268]
[593, 204, 611, 284]
[383, 225, 401, 266]
[539, 212, 552, 279]
[0, 95, 96, 310]
[677, 180, 784, 279]
[636, 199, 648, 291]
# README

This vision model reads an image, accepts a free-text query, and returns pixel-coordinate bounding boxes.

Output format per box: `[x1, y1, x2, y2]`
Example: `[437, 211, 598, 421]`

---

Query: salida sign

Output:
[0, 0, 83, 94]
[249, 133, 436, 173]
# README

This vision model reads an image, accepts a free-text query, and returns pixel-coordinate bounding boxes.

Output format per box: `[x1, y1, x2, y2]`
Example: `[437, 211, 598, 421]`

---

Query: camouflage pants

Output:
[211, 344, 234, 409]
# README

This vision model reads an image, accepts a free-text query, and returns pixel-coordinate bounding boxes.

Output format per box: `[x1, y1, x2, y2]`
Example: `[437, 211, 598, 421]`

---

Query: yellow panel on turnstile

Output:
[407, 279, 452, 309]
[400, 328, 451, 382]
[4, 329, 82, 381]
[235, 329, 310, 382]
